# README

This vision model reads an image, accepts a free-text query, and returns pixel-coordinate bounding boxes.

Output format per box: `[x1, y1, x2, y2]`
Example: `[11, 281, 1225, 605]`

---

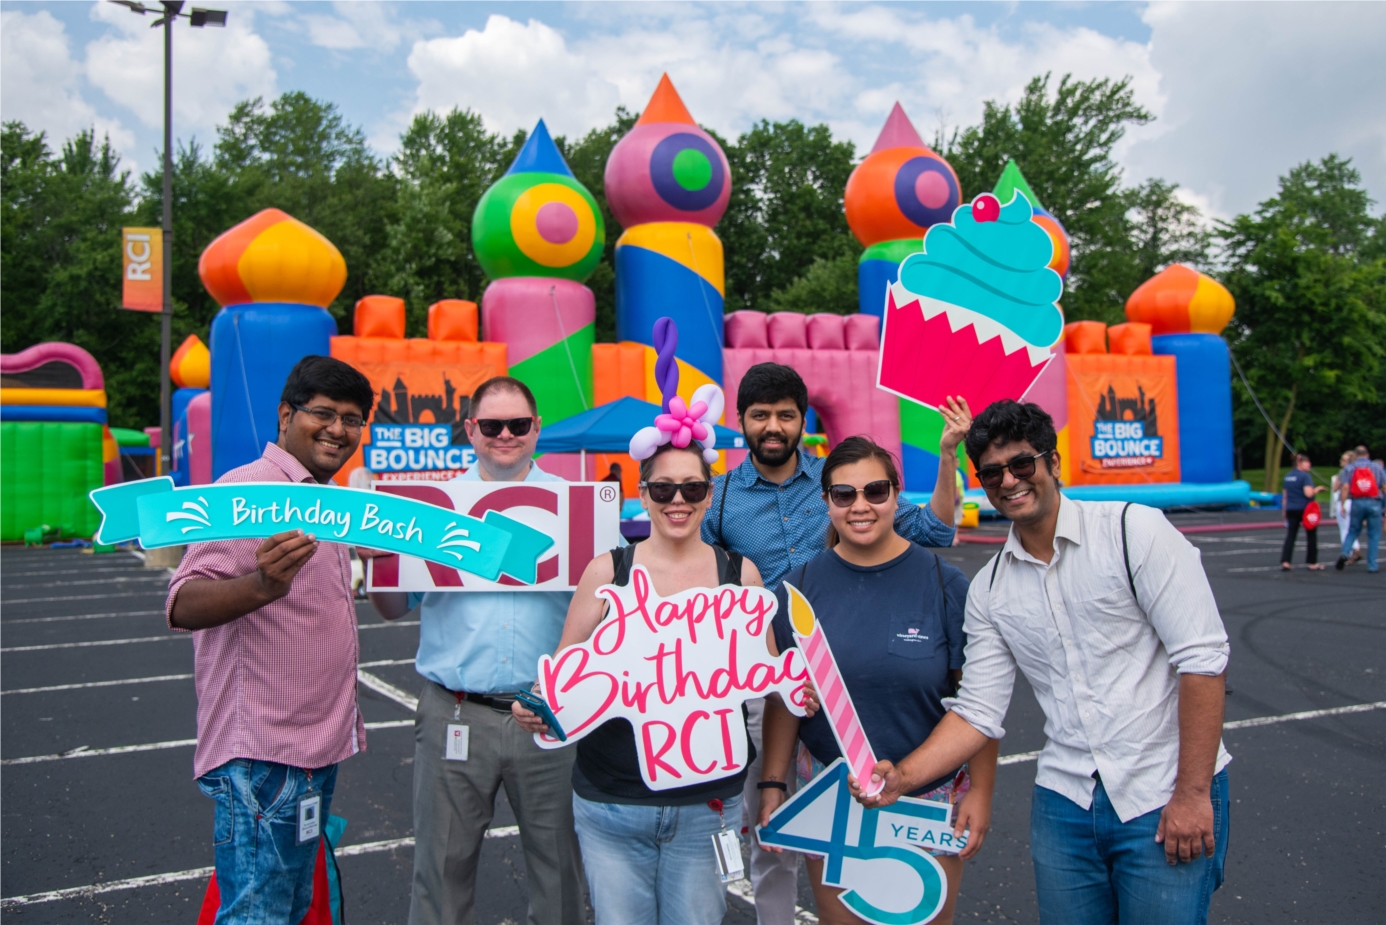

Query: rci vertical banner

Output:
[122, 227, 163, 312]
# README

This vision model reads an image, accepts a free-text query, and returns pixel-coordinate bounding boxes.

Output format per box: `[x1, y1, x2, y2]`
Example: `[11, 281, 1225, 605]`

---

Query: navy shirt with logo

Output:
[1282, 468, 1314, 512]
[772, 544, 969, 794]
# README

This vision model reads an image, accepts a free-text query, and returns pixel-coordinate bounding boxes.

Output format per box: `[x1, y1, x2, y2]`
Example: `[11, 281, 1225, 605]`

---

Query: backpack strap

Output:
[715, 470, 731, 547]
[988, 550, 1003, 590]
[1121, 502, 1138, 604]
[712, 545, 744, 586]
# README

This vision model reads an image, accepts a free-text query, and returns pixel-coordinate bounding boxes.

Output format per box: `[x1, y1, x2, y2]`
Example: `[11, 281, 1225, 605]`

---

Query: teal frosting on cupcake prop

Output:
[897, 191, 1064, 348]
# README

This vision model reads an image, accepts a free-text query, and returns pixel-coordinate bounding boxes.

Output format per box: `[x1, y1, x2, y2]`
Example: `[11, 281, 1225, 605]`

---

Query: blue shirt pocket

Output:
[887, 612, 942, 660]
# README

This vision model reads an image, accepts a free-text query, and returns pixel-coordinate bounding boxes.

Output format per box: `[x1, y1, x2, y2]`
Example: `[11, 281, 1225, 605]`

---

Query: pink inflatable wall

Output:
[723, 311, 903, 479]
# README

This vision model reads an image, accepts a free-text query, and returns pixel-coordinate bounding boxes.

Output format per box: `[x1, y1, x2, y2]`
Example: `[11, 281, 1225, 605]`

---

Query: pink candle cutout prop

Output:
[785, 582, 883, 797]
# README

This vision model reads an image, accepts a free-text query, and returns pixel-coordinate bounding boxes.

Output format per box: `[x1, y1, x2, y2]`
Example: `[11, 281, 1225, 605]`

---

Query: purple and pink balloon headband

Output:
[629, 317, 724, 465]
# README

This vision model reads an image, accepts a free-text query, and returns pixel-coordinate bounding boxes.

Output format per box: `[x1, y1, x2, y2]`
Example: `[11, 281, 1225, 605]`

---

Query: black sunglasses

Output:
[470, 417, 535, 438]
[975, 452, 1051, 489]
[293, 404, 364, 430]
[826, 480, 895, 507]
[641, 480, 712, 504]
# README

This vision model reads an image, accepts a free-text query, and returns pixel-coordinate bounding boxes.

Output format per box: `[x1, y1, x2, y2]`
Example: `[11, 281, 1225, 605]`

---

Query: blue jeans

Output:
[573, 791, 741, 925]
[197, 759, 338, 925]
[1031, 770, 1229, 925]
[1341, 497, 1382, 571]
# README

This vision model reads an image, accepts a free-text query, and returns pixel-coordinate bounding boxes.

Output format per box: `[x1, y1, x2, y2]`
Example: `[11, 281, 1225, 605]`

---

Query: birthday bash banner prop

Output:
[90, 477, 555, 584]
[532, 565, 809, 789]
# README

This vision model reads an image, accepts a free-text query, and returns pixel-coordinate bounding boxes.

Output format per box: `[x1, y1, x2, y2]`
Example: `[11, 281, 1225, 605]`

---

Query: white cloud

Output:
[407, 15, 621, 138]
[1125, 1, 1386, 218]
[300, 1, 405, 52]
[84, 0, 277, 134]
[0, 10, 136, 156]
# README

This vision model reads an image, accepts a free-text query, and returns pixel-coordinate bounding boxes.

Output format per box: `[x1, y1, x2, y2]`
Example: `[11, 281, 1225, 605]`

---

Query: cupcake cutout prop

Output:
[877, 191, 1063, 413]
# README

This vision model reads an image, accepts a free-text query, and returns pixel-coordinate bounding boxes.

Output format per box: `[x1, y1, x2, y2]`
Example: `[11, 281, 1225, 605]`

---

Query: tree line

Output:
[3, 74, 1382, 488]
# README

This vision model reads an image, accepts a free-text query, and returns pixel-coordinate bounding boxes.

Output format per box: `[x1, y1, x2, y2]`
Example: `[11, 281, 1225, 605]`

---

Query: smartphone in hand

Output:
[515, 690, 567, 742]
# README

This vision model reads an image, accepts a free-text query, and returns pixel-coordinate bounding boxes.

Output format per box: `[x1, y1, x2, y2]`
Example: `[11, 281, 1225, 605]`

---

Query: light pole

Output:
[110, 1, 226, 477]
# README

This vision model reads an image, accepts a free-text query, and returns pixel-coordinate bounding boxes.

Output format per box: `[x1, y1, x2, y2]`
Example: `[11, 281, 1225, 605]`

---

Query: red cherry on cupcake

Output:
[972, 193, 1001, 223]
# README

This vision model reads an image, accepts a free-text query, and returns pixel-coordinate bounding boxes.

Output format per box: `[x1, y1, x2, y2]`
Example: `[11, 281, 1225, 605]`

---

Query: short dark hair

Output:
[471, 376, 538, 417]
[820, 436, 901, 549]
[964, 400, 1057, 469]
[638, 443, 713, 483]
[1295, 453, 1312, 465]
[280, 355, 374, 418]
[737, 363, 808, 418]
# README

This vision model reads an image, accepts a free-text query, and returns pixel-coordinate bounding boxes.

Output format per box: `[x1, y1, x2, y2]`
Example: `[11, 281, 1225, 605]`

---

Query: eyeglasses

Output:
[293, 404, 364, 430]
[470, 417, 535, 438]
[826, 480, 895, 507]
[641, 480, 712, 504]
[975, 452, 1051, 489]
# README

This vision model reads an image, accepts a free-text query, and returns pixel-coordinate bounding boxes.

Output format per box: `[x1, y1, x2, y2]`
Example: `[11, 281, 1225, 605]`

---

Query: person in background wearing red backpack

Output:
[1336, 446, 1385, 573]
[1280, 454, 1326, 571]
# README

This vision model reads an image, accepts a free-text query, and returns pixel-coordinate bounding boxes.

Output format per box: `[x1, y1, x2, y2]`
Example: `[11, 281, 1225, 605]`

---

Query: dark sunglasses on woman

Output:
[641, 480, 712, 504]
[470, 417, 535, 438]
[975, 451, 1051, 489]
[826, 480, 895, 507]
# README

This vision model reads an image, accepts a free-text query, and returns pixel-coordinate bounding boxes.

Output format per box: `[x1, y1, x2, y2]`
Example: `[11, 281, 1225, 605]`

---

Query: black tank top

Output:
[572, 544, 756, 805]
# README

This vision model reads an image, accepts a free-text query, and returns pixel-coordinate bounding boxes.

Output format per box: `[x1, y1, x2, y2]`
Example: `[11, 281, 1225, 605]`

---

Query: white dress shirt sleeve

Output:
[941, 559, 1017, 741]
[1127, 504, 1230, 677]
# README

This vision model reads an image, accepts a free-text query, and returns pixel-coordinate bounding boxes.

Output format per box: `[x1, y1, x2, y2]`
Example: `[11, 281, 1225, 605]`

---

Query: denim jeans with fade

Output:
[573, 791, 742, 925]
[1030, 770, 1229, 925]
[197, 758, 338, 925]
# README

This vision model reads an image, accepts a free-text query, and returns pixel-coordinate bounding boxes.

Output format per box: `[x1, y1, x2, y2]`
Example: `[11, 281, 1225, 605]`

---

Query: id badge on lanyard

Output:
[297, 768, 321, 844]
[708, 799, 744, 883]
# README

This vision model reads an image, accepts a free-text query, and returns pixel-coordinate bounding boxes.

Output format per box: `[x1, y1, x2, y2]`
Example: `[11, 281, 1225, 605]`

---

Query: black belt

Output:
[437, 682, 516, 711]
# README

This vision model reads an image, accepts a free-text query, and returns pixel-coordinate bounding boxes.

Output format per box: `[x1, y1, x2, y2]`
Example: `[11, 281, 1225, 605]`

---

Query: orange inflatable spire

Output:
[636, 73, 697, 126]
[1125, 264, 1235, 335]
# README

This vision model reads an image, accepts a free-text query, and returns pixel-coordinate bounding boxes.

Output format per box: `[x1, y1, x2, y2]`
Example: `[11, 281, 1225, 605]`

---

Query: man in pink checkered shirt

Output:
[166, 356, 374, 925]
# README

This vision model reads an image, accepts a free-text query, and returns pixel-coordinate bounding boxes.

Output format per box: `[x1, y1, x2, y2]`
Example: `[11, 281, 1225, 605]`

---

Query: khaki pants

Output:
[408, 681, 585, 925]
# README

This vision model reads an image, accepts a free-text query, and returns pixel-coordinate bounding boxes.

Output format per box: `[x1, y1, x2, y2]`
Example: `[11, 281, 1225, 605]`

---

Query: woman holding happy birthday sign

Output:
[756, 433, 999, 925]
[514, 319, 801, 925]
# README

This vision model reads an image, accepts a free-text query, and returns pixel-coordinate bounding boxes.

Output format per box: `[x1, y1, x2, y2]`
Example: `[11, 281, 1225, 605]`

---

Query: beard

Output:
[748, 428, 802, 468]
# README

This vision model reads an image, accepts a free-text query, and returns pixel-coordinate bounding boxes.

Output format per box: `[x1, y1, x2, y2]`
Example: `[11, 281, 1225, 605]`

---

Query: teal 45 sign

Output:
[757, 758, 966, 925]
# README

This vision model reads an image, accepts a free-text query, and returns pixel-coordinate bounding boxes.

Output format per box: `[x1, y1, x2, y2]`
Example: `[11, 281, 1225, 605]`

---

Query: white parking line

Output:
[1, 622, 417, 653]
[3, 674, 194, 695]
[997, 701, 1386, 766]
[0, 635, 186, 653]
[1, 591, 171, 604]
[0, 720, 412, 766]
[358, 670, 419, 711]
[0, 827, 516, 908]
[3, 576, 171, 590]
[3, 610, 164, 626]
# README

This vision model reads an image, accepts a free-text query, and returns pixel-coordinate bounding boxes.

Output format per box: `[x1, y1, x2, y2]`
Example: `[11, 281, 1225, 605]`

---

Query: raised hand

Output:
[936, 396, 974, 454]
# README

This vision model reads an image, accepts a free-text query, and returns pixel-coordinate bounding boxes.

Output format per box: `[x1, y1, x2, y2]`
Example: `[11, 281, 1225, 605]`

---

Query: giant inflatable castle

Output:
[0, 75, 1251, 539]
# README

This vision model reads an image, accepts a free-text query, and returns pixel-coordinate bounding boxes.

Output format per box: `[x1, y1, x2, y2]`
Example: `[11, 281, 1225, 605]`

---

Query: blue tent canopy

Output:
[534, 396, 744, 455]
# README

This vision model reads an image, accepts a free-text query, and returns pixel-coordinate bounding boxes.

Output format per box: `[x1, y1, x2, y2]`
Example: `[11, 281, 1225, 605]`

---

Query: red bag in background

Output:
[196, 837, 335, 925]
[1302, 501, 1321, 530]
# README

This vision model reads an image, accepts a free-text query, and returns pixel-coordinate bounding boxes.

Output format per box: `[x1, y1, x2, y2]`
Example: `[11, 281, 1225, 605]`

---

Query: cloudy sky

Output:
[3, 1, 1382, 220]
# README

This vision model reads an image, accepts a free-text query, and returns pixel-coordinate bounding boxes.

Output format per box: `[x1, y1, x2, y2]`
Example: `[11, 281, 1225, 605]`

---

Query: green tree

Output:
[765, 252, 859, 315]
[1124, 178, 1212, 282]
[721, 120, 860, 313]
[1, 123, 162, 428]
[1219, 155, 1385, 491]
[378, 109, 512, 335]
[938, 74, 1155, 323]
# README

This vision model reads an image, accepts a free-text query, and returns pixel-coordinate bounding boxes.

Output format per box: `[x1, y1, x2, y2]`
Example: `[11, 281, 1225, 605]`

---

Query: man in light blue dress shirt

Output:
[369, 377, 583, 925]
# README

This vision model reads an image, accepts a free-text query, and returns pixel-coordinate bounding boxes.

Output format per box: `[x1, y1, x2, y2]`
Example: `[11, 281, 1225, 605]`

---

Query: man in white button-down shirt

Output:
[852, 400, 1231, 925]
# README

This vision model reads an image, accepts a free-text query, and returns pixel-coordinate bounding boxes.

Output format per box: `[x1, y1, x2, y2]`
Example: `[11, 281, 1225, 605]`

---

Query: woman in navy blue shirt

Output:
[756, 437, 998, 925]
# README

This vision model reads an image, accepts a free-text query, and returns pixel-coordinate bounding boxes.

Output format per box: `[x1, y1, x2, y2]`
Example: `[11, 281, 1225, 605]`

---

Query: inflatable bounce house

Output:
[0, 343, 119, 541]
[6, 75, 1236, 525]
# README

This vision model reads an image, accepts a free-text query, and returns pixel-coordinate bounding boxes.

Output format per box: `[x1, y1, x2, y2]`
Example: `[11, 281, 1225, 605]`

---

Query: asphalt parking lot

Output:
[2, 509, 1383, 924]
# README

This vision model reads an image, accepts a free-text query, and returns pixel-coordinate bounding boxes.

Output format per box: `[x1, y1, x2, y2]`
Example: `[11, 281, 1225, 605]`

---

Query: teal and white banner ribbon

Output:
[90, 478, 556, 584]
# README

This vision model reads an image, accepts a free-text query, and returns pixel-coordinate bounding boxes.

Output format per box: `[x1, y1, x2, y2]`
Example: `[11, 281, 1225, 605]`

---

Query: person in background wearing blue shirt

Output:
[1280, 453, 1326, 571]
[701, 363, 967, 925]
[368, 376, 584, 925]
[1336, 445, 1386, 573]
[757, 437, 997, 925]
